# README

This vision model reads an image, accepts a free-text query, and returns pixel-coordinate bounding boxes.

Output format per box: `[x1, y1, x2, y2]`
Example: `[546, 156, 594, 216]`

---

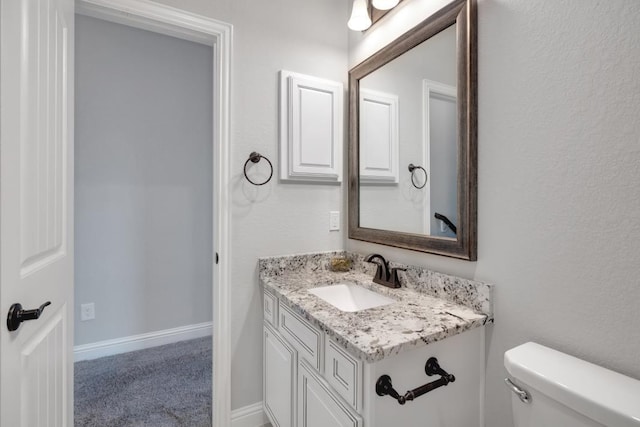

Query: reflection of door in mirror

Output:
[358, 24, 457, 236]
[424, 79, 457, 238]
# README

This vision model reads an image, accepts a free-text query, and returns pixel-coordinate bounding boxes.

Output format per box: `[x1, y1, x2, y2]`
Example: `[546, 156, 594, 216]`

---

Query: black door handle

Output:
[7, 301, 51, 331]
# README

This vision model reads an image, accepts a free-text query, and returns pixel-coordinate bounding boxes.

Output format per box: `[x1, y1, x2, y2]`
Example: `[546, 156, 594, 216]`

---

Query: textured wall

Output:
[350, 1, 640, 425]
[75, 16, 213, 345]
[146, 0, 350, 409]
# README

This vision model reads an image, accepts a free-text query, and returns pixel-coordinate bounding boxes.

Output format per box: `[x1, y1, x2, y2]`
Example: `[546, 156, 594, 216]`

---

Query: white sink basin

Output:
[308, 283, 395, 312]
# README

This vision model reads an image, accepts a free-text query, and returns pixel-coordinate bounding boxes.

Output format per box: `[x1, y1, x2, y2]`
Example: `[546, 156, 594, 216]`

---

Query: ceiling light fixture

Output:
[348, 0, 403, 32]
[348, 0, 372, 31]
[372, 0, 399, 10]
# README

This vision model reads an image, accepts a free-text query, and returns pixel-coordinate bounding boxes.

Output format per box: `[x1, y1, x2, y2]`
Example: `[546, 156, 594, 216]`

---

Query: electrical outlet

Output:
[80, 303, 95, 321]
[329, 211, 340, 231]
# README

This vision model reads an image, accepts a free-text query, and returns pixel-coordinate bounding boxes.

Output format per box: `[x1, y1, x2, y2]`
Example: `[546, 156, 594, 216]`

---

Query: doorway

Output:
[74, 14, 213, 425]
[74, 0, 232, 425]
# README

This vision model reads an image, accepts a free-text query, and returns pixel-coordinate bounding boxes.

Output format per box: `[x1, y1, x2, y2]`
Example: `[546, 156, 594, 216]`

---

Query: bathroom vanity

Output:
[262, 1, 485, 424]
[260, 252, 493, 427]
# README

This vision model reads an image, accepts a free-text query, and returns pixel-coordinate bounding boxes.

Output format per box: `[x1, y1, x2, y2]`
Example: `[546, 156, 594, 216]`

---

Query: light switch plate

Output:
[329, 211, 340, 231]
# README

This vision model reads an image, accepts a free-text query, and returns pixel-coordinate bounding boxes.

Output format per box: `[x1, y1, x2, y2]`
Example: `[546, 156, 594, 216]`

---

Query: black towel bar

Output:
[376, 357, 455, 405]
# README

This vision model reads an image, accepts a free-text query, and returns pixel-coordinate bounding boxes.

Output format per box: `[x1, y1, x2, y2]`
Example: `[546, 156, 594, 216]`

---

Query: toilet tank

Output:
[504, 342, 640, 427]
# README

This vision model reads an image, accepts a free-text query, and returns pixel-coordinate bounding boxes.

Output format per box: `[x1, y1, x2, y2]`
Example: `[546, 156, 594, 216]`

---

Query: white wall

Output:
[350, 1, 640, 426]
[144, 0, 350, 410]
[75, 16, 213, 345]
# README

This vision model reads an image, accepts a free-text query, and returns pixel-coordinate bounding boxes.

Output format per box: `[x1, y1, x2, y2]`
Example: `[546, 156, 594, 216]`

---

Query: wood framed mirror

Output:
[348, 0, 477, 260]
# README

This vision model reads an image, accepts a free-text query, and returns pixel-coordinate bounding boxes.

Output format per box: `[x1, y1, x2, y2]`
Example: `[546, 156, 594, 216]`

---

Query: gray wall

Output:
[350, 0, 640, 426]
[429, 94, 457, 238]
[146, 0, 350, 410]
[75, 16, 213, 345]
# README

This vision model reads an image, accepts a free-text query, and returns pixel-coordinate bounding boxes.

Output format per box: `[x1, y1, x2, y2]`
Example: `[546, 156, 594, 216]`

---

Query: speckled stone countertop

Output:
[259, 251, 493, 363]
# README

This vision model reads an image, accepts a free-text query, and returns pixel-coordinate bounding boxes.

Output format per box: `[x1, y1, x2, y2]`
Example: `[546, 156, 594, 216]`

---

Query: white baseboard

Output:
[231, 402, 269, 427]
[74, 321, 213, 362]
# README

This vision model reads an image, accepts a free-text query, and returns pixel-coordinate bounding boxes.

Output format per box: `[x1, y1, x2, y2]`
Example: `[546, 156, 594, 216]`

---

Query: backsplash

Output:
[400, 265, 493, 317]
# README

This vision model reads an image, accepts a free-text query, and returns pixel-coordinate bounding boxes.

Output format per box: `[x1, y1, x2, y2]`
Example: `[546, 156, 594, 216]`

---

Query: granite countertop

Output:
[259, 252, 493, 363]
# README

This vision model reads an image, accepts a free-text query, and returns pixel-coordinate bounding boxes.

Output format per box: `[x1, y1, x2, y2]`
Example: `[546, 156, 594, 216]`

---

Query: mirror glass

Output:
[348, 0, 476, 260]
[359, 24, 457, 237]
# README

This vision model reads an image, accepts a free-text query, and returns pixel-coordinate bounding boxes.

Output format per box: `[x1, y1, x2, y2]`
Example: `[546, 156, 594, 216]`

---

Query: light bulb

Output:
[372, 0, 399, 10]
[348, 0, 371, 31]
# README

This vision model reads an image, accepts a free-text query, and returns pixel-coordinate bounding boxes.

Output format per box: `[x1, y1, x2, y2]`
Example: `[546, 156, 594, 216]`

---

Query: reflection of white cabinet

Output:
[359, 89, 399, 184]
[263, 289, 484, 427]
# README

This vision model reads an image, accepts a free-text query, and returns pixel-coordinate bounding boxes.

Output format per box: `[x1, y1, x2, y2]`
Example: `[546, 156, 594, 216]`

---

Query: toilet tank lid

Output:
[504, 342, 640, 427]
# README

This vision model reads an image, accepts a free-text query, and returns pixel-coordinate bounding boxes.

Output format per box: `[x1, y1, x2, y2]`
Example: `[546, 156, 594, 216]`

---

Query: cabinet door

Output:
[298, 360, 362, 427]
[264, 324, 296, 427]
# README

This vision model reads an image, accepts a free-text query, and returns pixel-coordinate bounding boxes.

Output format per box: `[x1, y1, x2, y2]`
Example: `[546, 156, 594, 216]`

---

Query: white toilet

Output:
[504, 342, 640, 427]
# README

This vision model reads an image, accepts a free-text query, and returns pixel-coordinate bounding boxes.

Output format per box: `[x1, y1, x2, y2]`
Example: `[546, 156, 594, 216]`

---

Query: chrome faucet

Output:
[364, 254, 405, 288]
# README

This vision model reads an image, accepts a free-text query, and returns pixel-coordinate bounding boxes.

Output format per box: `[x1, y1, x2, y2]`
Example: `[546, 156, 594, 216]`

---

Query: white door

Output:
[0, 0, 74, 425]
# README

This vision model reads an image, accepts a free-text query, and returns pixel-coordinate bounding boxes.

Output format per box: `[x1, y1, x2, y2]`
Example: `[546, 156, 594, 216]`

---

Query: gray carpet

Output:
[75, 337, 212, 427]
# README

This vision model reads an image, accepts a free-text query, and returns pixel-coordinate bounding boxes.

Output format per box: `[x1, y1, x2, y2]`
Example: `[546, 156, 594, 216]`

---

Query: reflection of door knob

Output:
[6, 301, 51, 331]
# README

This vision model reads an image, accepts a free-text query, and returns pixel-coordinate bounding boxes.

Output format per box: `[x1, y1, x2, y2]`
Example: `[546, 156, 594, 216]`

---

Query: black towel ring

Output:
[408, 164, 427, 189]
[244, 152, 273, 186]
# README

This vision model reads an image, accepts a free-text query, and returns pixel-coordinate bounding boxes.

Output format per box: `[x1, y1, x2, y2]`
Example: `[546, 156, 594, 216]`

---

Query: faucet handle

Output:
[389, 267, 406, 288]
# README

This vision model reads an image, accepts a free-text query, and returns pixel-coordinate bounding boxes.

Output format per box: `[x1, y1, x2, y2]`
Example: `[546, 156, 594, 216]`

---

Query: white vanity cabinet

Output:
[264, 324, 296, 427]
[264, 289, 363, 427]
[263, 289, 485, 427]
[298, 360, 362, 427]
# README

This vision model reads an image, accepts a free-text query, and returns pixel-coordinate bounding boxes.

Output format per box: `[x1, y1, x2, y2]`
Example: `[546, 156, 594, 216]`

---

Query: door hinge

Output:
[215, 252, 219, 264]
